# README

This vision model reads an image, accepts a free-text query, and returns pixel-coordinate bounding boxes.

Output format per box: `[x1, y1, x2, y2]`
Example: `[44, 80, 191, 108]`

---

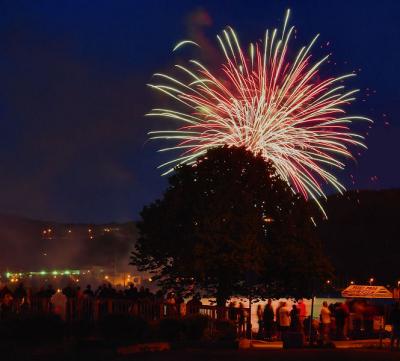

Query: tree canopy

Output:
[131, 146, 331, 305]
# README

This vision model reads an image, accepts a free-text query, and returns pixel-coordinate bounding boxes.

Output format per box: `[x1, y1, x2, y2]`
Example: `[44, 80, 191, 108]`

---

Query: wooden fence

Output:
[0, 295, 253, 338]
[3, 296, 250, 324]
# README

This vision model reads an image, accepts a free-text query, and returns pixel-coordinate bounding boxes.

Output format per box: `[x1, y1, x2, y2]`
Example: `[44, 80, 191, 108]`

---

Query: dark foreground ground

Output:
[123, 349, 400, 361]
[2, 348, 400, 361]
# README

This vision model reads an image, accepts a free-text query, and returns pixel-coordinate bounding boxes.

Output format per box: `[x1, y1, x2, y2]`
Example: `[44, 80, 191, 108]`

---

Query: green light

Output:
[5, 269, 82, 278]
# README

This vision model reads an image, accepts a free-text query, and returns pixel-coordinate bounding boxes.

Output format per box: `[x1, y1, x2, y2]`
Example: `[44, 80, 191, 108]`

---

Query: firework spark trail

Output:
[147, 10, 371, 216]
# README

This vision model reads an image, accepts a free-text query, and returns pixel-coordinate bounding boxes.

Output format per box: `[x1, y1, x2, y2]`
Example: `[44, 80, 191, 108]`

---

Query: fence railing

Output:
[2, 296, 250, 326]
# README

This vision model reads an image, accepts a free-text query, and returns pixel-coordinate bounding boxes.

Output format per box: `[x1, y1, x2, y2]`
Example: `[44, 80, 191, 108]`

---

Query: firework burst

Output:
[147, 10, 371, 216]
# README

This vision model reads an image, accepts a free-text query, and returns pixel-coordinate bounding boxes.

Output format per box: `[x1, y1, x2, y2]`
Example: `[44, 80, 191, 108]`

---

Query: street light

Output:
[369, 277, 374, 285]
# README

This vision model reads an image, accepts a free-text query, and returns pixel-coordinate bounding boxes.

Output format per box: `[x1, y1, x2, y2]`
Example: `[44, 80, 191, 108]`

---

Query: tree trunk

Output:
[216, 287, 228, 320]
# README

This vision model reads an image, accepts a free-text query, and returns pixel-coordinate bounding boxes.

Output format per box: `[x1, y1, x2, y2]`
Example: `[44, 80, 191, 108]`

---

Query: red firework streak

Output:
[147, 10, 371, 216]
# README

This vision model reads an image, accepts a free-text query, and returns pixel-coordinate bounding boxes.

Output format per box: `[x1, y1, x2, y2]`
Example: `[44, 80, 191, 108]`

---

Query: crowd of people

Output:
[0, 282, 164, 304]
[0, 282, 204, 322]
[252, 299, 308, 341]
[1, 282, 400, 348]
[252, 298, 400, 348]
[0, 282, 164, 319]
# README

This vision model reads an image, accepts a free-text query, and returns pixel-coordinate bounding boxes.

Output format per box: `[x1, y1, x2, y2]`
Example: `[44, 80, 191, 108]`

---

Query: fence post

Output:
[246, 297, 252, 339]
[107, 298, 113, 314]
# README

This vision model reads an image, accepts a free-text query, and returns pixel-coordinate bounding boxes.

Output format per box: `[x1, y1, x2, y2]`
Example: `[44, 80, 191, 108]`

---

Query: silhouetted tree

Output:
[131, 146, 331, 306]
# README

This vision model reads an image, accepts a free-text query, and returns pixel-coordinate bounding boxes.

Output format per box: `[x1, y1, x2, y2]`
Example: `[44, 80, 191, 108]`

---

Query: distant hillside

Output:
[0, 189, 399, 285]
[0, 214, 137, 271]
[318, 189, 400, 285]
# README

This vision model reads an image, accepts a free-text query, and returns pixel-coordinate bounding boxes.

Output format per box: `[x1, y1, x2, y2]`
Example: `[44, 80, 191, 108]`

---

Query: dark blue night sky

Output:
[0, 0, 399, 223]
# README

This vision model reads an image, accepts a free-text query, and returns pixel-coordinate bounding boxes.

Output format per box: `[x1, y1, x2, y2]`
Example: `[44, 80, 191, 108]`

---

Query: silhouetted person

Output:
[256, 304, 264, 339]
[83, 284, 94, 297]
[304, 316, 319, 345]
[187, 293, 202, 315]
[320, 301, 331, 341]
[297, 298, 307, 330]
[263, 299, 274, 340]
[95, 284, 104, 298]
[0, 285, 13, 299]
[275, 301, 283, 338]
[165, 292, 177, 317]
[278, 302, 290, 336]
[334, 302, 348, 339]
[125, 284, 138, 299]
[138, 286, 146, 299]
[14, 283, 27, 300]
[82, 284, 94, 321]
[51, 289, 67, 320]
[0, 288, 13, 320]
[237, 302, 246, 338]
[63, 284, 75, 298]
[45, 284, 55, 298]
[19, 296, 30, 315]
[228, 301, 237, 322]
[13, 283, 27, 313]
[389, 302, 400, 351]
[290, 304, 300, 331]
[106, 283, 116, 298]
